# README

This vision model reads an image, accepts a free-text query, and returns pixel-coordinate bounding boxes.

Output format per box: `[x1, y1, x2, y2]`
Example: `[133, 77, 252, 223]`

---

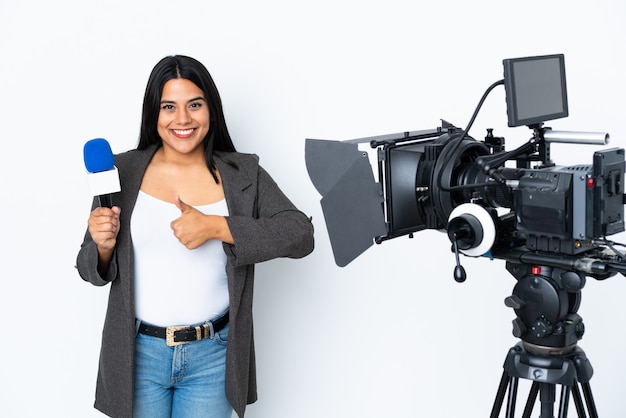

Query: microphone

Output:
[83, 138, 121, 208]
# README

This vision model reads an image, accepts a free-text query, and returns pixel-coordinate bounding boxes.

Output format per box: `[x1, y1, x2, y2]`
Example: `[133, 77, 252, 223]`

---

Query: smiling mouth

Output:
[172, 128, 195, 137]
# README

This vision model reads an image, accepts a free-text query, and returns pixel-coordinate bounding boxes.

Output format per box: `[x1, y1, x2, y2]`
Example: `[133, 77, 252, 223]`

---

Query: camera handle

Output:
[451, 238, 467, 283]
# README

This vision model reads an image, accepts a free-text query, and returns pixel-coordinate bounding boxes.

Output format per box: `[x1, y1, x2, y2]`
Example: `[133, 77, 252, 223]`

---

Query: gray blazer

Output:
[76, 144, 314, 417]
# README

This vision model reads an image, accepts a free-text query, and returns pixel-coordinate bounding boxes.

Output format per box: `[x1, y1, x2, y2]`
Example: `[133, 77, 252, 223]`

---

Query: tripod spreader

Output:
[491, 342, 597, 418]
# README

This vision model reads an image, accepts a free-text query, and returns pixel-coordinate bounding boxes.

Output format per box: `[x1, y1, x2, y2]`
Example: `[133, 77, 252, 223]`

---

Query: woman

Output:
[76, 55, 315, 418]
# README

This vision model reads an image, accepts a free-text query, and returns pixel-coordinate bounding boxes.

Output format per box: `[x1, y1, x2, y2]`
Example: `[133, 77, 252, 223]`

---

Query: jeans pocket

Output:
[215, 322, 229, 346]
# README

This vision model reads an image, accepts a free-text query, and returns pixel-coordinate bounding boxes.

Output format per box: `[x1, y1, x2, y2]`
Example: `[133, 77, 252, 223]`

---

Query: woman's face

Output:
[157, 78, 210, 157]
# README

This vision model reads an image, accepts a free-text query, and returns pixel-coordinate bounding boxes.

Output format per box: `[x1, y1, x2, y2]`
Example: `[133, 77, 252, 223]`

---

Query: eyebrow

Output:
[160, 96, 207, 104]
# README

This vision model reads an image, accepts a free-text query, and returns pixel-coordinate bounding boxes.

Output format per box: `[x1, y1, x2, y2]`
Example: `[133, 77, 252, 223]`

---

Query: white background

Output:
[1, 1, 626, 417]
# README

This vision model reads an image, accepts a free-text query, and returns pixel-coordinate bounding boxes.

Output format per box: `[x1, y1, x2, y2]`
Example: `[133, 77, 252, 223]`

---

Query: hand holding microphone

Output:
[88, 206, 121, 251]
[83, 138, 122, 264]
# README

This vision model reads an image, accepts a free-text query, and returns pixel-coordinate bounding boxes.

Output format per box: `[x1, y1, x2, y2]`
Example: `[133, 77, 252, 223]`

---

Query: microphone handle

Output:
[98, 195, 113, 208]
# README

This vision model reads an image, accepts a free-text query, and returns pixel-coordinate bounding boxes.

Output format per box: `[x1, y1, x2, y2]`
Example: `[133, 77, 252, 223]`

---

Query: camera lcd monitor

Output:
[503, 54, 568, 127]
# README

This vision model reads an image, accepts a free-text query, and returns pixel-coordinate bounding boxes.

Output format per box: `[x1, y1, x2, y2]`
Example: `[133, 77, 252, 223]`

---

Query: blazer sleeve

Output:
[224, 164, 314, 267]
[75, 200, 120, 287]
[76, 239, 119, 286]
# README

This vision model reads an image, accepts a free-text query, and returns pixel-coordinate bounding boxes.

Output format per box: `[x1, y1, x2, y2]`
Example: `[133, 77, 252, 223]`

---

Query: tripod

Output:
[486, 260, 604, 418]
[490, 339, 598, 417]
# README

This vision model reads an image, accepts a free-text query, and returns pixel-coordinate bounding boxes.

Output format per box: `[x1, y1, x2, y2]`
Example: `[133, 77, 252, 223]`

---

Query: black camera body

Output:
[306, 53, 625, 274]
[513, 150, 624, 254]
[378, 124, 625, 258]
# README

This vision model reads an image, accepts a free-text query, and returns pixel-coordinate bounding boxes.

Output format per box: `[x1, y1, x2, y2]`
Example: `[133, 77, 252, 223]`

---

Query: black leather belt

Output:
[138, 311, 229, 347]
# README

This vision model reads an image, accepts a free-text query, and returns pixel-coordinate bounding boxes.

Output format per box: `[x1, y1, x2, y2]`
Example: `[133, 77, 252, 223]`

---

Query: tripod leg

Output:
[571, 384, 587, 418]
[521, 381, 539, 418]
[558, 385, 570, 418]
[491, 370, 510, 418]
[506, 376, 519, 418]
[581, 383, 599, 418]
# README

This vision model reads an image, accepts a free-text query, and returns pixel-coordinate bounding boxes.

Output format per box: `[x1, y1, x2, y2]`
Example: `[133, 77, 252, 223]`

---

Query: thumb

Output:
[175, 196, 192, 213]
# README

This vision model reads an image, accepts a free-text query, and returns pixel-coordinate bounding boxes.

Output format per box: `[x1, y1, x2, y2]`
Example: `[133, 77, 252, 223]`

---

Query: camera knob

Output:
[531, 318, 553, 338]
[504, 295, 525, 309]
[560, 271, 584, 292]
[511, 318, 526, 338]
[575, 322, 585, 339]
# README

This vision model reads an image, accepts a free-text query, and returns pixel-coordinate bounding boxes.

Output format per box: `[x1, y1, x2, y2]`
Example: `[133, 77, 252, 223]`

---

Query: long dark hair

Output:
[138, 55, 237, 182]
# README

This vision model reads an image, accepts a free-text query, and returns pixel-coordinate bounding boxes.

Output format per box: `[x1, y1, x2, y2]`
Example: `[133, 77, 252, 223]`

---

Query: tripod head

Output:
[464, 242, 626, 355]
[504, 262, 585, 350]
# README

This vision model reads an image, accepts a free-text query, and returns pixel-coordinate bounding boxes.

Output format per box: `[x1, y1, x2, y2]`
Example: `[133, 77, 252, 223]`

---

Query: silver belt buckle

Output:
[166, 325, 190, 347]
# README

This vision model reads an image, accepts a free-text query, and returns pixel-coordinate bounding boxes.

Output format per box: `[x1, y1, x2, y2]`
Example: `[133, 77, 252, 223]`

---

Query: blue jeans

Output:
[133, 321, 233, 418]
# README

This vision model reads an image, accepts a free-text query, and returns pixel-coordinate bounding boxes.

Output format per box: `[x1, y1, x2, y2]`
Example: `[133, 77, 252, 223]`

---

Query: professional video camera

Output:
[306, 54, 626, 416]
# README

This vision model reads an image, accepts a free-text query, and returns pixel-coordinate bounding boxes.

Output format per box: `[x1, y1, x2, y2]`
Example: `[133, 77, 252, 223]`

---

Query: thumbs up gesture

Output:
[171, 197, 210, 249]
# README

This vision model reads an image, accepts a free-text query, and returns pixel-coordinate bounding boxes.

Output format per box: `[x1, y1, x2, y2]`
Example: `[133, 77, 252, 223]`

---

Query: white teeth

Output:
[173, 129, 194, 135]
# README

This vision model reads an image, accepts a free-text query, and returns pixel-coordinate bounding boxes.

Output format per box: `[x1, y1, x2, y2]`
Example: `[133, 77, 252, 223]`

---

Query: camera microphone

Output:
[83, 138, 121, 208]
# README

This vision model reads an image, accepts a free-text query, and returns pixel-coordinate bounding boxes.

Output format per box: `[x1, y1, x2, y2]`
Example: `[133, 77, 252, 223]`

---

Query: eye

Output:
[189, 101, 203, 109]
[161, 104, 175, 111]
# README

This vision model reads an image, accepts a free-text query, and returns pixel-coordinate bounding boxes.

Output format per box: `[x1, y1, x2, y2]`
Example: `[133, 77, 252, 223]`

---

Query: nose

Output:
[175, 107, 192, 124]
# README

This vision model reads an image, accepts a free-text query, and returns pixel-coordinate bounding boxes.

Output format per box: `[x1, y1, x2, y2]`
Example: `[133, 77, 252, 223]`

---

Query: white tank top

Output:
[131, 191, 229, 326]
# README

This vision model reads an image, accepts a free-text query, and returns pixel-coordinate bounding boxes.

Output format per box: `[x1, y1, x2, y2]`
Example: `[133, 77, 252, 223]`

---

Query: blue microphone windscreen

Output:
[84, 138, 115, 173]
